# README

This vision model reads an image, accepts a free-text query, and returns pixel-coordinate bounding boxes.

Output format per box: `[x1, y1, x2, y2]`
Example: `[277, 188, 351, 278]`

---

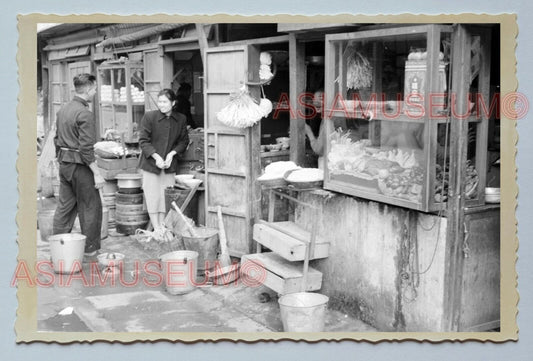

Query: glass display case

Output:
[323, 25, 490, 212]
[97, 61, 145, 143]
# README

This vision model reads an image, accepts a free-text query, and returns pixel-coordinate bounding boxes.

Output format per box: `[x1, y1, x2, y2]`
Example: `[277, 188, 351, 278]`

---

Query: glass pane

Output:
[99, 68, 113, 102]
[131, 68, 145, 99]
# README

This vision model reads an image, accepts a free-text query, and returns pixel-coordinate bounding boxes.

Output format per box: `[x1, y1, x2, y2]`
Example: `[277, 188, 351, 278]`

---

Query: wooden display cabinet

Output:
[97, 61, 145, 143]
[323, 24, 491, 212]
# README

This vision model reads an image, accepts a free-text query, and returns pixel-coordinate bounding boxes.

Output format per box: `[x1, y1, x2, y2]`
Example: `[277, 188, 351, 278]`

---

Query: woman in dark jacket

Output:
[138, 89, 189, 232]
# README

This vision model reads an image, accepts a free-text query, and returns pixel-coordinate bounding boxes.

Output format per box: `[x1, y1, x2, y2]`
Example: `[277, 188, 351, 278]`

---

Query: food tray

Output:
[283, 169, 324, 190]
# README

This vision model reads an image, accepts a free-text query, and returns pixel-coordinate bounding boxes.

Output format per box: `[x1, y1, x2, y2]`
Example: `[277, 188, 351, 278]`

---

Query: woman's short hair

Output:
[73, 73, 96, 94]
[158, 88, 177, 102]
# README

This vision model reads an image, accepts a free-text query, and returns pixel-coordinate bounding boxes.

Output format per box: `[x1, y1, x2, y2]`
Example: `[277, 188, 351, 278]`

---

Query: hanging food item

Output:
[258, 85, 272, 117]
[216, 86, 265, 128]
[259, 52, 274, 80]
[346, 46, 373, 90]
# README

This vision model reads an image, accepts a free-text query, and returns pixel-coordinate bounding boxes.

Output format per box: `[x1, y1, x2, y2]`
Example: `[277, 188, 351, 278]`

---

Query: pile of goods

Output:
[327, 129, 424, 202]
[346, 47, 373, 90]
[99, 85, 144, 103]
[284, 167, 324, 189]
[124, 85, 144, 103]
[434, 160, 478, 203]
[377, 166, 424, 201]
[216, 86, 271, 128]
[95, 141, 127, 158]
[257, 161, 300, 182]
[94, 141, 138, 159]
[100, 85, 114, 102]
[285, 168, 324, 183]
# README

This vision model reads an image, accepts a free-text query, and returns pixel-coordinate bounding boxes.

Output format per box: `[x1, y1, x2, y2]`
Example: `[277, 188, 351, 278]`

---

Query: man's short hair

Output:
[73, 73, 96, 94]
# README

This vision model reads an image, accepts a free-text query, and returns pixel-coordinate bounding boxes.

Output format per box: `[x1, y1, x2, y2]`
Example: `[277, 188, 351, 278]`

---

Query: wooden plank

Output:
[424, 25, 441, 212]
[473, 27, 492, 203]
[458, 210, 500, 331]
[195, 23, 209, 68]
[253, 222, 330, 261]
[204, 167, 246, 178]
[443, 24, 471, 332]
[241, 253, 322, 295]
[325, 25, 453, 43]
[220, 35, 290, 47]
[288, 34, 306, 166]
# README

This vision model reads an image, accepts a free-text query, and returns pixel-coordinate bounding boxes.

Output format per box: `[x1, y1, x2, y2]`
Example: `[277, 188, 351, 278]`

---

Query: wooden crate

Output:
[241, 252, 322, 295]
[96, 156, 139, 170]
[253, 221, 329, 261]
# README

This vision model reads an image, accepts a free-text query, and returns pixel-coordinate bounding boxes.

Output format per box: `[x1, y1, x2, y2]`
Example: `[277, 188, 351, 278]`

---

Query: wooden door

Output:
[68, 61, 93, 111]
[143, 49, 173, 111]
[49, 62, 68, 127]
[203, 45, 262, 257]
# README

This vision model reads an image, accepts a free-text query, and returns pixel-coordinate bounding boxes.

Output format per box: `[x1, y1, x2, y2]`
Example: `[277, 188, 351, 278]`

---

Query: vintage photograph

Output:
[24, 17, 512, 340]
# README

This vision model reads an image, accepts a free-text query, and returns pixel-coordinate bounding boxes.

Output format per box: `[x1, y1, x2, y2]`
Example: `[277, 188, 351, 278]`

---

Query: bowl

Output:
[97, 252, 125, 267]
[181, 178, 203, 188]
[485, 187, 501, 203]
[485, 194, 501, 203]
[267, 144, 282, 151]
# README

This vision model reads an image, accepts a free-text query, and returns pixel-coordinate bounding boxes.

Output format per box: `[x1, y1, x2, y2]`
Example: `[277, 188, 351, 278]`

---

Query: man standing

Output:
[53, 73, 105, 256]
[175, 82, 197, 129]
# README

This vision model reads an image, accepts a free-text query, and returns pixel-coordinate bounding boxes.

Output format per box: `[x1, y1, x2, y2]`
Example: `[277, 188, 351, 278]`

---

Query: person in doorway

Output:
[138, 89, 189, 233]
[53, 73, 105, 257]
[304, 90, 332, 169]
[175, 82, 197, 129]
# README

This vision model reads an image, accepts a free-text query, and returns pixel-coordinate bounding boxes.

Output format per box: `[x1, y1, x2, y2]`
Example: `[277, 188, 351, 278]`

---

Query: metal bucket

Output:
[182, 227, 219, 272]
[164, 187, 198, 220]
[48, 233, 86, 274]
[278, 292, 329, 332]
[160, 250, 199, 295]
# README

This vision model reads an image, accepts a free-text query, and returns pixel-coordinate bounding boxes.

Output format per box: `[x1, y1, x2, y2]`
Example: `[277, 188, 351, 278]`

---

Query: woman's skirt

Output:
[141, 170, 175, 213]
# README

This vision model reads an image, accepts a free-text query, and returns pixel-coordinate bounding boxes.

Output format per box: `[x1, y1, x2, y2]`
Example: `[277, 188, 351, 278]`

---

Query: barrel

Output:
[164, 187, 198, 221]
[101, 207, 109, 239]
[102, 192, 116, 229]
[115, 191, 149, 235]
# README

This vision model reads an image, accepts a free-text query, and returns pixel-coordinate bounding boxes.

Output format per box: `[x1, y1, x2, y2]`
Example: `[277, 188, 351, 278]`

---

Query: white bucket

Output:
[278, 292, 329, 332]
[48, 233, 86, 274]
[160, 250, 199, 295]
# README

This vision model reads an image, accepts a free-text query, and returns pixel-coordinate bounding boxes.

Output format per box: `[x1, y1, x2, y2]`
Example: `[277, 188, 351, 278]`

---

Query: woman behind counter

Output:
[138, 89, 189, 232]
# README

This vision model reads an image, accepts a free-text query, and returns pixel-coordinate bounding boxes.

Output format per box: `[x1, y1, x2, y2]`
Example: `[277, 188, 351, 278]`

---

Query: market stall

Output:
[245, 23, 500, 331]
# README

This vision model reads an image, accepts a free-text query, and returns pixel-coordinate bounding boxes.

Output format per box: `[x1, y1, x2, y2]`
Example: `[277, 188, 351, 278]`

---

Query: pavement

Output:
[36, 199, 377, 333]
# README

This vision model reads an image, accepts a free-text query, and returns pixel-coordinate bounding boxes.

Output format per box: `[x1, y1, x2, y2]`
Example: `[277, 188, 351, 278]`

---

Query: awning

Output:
[95, 23, 186, 48]
[48, 45, 90, 61]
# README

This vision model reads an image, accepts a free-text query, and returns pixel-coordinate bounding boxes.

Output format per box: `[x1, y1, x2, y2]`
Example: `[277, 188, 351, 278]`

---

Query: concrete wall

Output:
[296, 190, 448, 331]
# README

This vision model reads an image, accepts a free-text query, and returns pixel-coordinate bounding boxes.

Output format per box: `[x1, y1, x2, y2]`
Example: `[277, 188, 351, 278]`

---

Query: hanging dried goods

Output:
[346, 47, 373, 90]
[216, 87, 266, 128]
